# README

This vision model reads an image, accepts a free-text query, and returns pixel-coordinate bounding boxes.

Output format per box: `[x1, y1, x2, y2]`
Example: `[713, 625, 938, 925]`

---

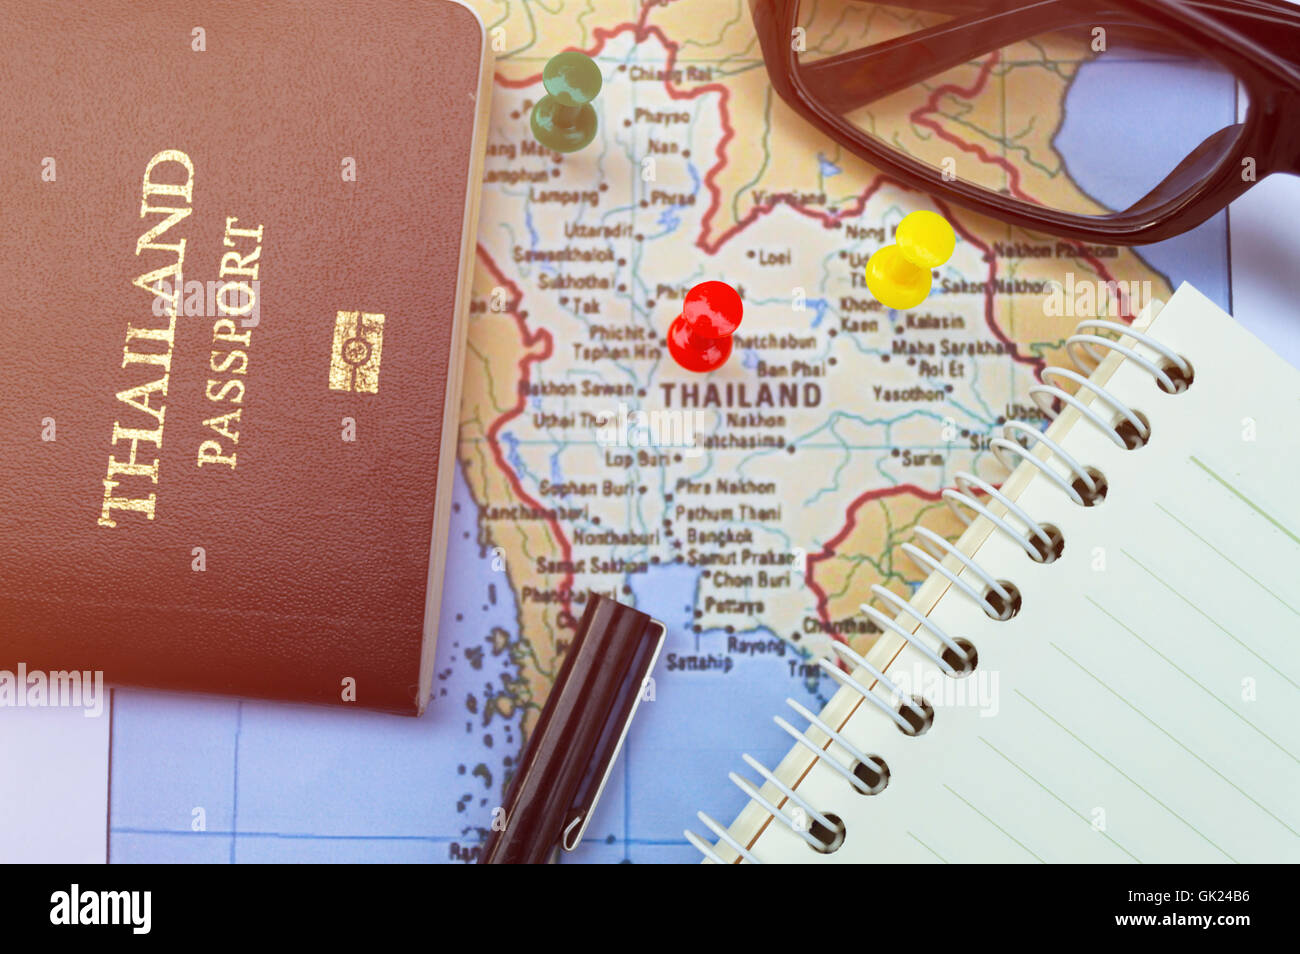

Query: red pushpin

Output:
[666, 281, 743, 373]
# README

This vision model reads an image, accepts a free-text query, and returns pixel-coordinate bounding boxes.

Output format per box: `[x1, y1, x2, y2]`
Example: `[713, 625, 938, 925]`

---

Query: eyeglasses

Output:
[750, 0, 1300, 244]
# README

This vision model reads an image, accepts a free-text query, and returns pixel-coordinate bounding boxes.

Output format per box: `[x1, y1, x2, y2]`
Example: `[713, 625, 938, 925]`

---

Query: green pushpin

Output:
[530, 51, 602, 153]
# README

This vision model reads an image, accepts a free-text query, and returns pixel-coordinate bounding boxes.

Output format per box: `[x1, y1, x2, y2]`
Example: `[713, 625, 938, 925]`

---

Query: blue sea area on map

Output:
[110, 468, 819, 863]
[1053, 53, 1232, 308]
[568, 562, 820, 863]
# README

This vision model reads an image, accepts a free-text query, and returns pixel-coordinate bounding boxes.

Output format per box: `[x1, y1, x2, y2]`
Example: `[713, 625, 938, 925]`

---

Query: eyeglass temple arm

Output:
[798, 1, 1159, 116]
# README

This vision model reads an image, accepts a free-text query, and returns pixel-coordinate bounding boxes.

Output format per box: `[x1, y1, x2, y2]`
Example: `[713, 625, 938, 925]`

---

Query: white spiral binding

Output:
[1029, 366, 1148, 449]
[728, 756, 832, 852]
[691, 316, 1190, 863]
[774, 697, 885, 796]
[902, 526, 1013, 619]
[686, 810, 761, 864]
[859, 584, 970, 674]
[1066, 319, 1193, 394]
[991, 420, 1099, 507]
[821, 640, 926, 733]
[947, 470, 1055, 561]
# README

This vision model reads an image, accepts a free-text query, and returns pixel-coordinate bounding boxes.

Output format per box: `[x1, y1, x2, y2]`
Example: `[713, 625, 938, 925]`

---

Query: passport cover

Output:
[0, 0, 492, 713]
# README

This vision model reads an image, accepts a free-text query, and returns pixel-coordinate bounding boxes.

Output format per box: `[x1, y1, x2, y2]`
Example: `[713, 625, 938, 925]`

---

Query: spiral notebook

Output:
[690, 282, 1300, 864]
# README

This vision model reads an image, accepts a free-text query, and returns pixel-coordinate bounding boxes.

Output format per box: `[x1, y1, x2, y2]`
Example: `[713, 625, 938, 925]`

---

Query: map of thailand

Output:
[107, 0, 1231, 863]
[464, 0, 1173, 726]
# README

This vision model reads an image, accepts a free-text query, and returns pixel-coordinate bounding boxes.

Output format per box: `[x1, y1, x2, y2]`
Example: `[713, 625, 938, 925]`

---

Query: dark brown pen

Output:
[478, 593, 665, 864]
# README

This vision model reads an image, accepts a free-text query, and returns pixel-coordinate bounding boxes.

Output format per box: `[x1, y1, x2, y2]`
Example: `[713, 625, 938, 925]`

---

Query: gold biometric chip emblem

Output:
[329, 310, 385, 393]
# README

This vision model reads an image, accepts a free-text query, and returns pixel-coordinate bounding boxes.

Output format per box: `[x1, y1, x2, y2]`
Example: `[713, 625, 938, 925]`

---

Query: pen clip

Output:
[560, 619, 666, 852]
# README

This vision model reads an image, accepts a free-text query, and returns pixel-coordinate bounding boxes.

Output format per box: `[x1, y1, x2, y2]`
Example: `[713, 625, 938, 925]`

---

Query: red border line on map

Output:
[477, 249, 577, 624]
[803, 483, 946, 636]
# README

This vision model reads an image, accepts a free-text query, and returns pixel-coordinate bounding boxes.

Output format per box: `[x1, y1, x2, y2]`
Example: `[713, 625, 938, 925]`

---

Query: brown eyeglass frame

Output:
[750, 0, 1300, 244]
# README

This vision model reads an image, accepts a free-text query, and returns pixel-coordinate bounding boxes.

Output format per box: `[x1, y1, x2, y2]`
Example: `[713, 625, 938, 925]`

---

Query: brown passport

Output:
[0, 0, 492, 713]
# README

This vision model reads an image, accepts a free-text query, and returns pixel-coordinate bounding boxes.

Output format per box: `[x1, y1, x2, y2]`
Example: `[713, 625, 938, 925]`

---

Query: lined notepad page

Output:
[727, 284, 1300, 863]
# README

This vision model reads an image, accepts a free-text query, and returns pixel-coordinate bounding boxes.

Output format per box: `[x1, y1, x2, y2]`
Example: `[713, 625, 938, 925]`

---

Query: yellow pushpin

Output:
[864, 246, 931, 310]
[865, 210, 956, 310]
